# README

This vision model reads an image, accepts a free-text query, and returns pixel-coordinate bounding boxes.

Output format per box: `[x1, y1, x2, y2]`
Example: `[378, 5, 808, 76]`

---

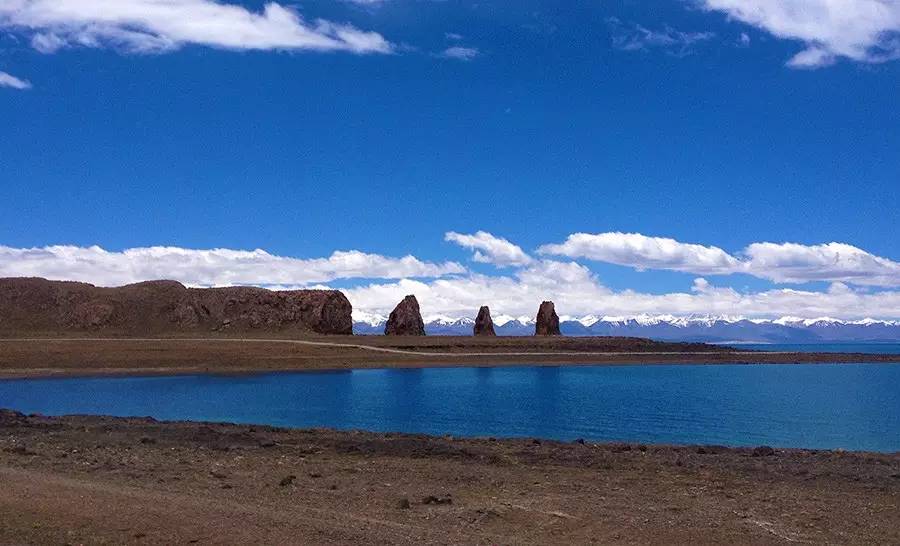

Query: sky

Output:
[1, 0, 899, 321]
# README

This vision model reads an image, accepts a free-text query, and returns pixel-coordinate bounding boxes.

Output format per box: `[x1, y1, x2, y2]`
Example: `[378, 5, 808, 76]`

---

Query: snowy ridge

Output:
[352, 312, 900, 340]
[424, 315, 475, 326]
[492, 314, 535, 326]
[352, 310, 388, 327]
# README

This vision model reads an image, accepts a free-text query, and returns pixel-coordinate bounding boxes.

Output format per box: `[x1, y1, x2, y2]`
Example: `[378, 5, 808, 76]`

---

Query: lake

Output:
[2, 363, 899, 452]
[738, 342, 900, 354]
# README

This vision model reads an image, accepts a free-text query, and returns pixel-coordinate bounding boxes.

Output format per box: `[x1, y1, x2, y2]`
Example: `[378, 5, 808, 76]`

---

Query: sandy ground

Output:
[1, 336, 899, 378]
[1, 410, 898, 545]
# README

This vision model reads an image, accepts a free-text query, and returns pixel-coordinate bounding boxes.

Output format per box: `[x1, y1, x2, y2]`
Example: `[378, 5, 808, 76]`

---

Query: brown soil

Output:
[1, 410, 897, 545]
[0, 336, 898, 379]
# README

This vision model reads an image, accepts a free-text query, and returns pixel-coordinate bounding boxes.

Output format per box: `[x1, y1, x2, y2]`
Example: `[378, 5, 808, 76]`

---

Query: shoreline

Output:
[4, 409, 898, 454]
[2, 410, 898, 544]
[3, 408, 898, 458]
[3, 358, 900, 381]
[1, 336, 899, 379]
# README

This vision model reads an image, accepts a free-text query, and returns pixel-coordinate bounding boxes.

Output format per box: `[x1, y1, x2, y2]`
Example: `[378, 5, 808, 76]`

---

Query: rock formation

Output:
[534, 301, 561, 336]
[384, 295, 426, 336]
[0, 277, 353, 336]
[473, 306, 496, 336]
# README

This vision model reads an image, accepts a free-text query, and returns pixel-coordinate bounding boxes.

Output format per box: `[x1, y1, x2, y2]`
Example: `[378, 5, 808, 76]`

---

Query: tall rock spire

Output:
[534, 301, 561, 336]
[384, 295, 426, 336]
[473, 306, 496, 336]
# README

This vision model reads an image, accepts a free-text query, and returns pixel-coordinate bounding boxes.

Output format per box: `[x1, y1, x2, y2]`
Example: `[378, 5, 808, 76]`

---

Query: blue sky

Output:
[1, 0, 899, 320]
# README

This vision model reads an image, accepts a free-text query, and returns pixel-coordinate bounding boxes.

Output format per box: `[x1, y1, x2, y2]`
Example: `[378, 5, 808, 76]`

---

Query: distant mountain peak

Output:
[492, 314, 535, 326]
[352, 312, 900, 340]
[352, 310, 388, 327]
[423, 315, 471, 325]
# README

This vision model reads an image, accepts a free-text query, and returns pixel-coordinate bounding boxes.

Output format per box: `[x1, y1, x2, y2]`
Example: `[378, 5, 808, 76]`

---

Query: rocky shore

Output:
[1, 410, 898, 545]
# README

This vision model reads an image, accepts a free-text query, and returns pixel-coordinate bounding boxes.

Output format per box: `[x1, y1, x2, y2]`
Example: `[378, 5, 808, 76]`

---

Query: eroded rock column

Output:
[384, 295, 426, 336]
[534, 301, 561, 336]
[473, 306, 496, 336]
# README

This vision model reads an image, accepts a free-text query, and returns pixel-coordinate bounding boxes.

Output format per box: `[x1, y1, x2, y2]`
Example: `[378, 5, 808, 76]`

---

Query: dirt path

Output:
[0, 336, 772, 357]
[2, 337, 898, 379]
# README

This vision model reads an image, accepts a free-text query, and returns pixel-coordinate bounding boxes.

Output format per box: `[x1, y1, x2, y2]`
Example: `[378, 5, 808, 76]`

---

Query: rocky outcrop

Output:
[384, 295, 426, 336]
[0, 277, 353, 336]
[534, 301, 561, 336]
[473, 306, 496, 336]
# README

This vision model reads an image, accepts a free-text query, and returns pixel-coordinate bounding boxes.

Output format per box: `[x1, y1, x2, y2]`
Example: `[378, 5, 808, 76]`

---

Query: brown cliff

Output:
[0, 277, 352, 336]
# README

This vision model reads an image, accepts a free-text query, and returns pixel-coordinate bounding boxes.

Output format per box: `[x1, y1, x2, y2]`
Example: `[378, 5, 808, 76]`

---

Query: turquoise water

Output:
[738, 343, 900, 354]
[2, 364, 899, 452]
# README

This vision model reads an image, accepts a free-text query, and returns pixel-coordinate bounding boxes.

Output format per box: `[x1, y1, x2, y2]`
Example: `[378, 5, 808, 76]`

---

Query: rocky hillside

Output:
[0, 278, 352, 336]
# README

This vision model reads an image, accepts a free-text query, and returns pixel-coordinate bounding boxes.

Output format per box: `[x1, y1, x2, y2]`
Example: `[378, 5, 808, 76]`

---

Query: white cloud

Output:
[538, 232, 740, 274]
[0, 70, 31, 89]
[438, 46, 479, 61]
[345, 269, 900, 321]
[608, 18, 715, 57]
[701, 0, 900, 68]
[3, 239, 898, 321]
[743, 242, 900, 287]
[445, 231, 533, 267]
[30, 31, 66, 53]
[0, 0, 392, 55]
[539, 232, 900, 287]
[344, 259, 611, 319]
[0, 245, 464, 287]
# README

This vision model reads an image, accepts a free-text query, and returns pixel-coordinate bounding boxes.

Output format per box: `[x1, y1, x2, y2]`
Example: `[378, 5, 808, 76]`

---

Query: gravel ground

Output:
[1, 410, 898, 545]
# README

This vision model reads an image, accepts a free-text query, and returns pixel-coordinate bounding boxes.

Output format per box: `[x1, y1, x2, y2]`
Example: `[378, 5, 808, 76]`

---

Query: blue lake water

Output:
[2, 364, 899, 452]
[738, 343, 900, 354]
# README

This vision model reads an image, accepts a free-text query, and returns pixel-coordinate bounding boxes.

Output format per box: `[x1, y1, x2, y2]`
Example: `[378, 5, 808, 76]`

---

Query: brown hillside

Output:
[0, 278, 352, 337]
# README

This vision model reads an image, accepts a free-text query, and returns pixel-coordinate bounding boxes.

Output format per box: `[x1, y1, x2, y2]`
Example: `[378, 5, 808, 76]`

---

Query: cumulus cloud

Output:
[438, 46, 479, 61]
[0, 245, 464, 287]
[445, 231, 533, 267]
[539, 232, 900, 287]
[0, 70, 31, 89]
[0, 0, 392, 55]
[2, 239, 898, 320]
[608, 18, 715, 57]
[538, 232, 740, 274]
[743, 242, 900, 286]
[701, 0, 900, 67]
[344, 259, 611, 319]
[345, 269, 900, 320]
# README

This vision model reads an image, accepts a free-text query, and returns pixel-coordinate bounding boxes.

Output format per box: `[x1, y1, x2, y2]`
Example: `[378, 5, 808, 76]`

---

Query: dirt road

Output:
[1, 336, 898, 378]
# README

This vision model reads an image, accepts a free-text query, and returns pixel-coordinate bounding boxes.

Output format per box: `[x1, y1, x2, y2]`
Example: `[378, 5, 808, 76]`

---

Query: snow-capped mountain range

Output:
[352, 313, 900, 342]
